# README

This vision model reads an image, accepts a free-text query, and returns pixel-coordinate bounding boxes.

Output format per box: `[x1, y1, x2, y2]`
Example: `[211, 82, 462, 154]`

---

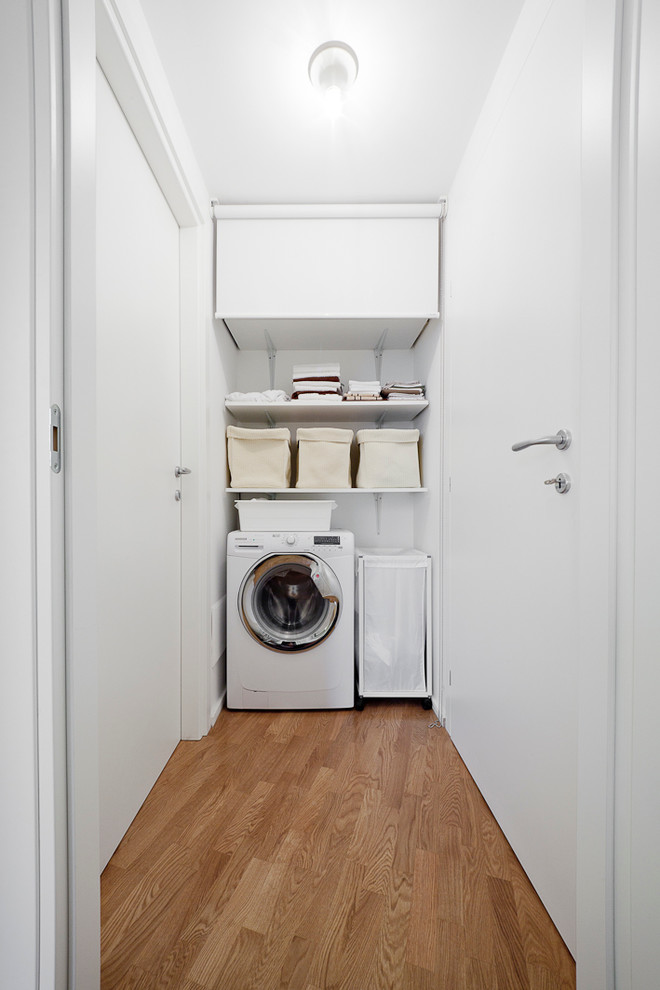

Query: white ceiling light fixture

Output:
[308, 41, 359, 118]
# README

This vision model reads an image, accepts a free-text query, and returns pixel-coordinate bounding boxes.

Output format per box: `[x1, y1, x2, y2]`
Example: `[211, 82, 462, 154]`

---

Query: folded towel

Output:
[344, 394, 384, 401]
[292, 363, 340, 379]
[225, 390, 289, 403]
[348, 380, 381, 392]
[385, 393, 425, 400]
[291, 379, 341, 390]
[384, 381, 423, 388]
[292, 375, 341, 384]
[292, 392, 343, 402]
[381, 384, 426, 397]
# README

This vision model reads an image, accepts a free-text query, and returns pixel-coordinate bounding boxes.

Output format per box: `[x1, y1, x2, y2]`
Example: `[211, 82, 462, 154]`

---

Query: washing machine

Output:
[226, 530, 355, 709]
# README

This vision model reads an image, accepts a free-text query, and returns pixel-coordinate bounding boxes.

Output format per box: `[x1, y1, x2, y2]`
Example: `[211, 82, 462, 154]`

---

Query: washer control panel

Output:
[228, 531, 353, 555]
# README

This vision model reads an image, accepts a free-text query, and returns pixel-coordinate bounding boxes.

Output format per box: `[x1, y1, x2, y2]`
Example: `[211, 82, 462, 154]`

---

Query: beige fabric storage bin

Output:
[355, 429, 421, 488]
[296, 427, 353, 489]
[227, 425, 291, 488]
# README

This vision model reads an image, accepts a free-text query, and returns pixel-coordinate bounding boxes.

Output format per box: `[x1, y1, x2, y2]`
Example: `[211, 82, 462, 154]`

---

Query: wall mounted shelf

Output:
[227, 488, 428, 494]
[225, 399, 428, 425]
[228, 487, 428, 533]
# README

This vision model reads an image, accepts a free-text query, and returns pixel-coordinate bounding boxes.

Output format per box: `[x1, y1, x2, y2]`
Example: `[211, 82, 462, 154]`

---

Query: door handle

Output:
[512, 429, 571, 452]
[175, 466, 192, 477]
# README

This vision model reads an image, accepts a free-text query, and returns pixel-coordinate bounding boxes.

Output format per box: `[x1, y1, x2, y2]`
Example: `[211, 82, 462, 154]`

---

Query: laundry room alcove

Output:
[215, 203, 444, 545]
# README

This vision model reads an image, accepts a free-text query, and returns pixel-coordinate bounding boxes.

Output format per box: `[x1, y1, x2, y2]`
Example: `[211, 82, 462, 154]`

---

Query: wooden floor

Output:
[101, 703, 575, 990]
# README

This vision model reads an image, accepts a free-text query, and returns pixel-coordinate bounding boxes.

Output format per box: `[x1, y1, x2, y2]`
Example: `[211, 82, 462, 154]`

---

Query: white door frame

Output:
[2, 0, 67, 986]
[576, 1, 622, 986]
[64, 0, 212, 983]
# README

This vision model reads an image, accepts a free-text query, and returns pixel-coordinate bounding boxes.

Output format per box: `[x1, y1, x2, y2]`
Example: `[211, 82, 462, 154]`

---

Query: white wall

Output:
[0, 3, 40, 985]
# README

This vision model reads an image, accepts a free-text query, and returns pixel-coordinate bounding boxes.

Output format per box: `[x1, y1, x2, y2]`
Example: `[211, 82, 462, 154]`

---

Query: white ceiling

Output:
[138, 0, 525, 204]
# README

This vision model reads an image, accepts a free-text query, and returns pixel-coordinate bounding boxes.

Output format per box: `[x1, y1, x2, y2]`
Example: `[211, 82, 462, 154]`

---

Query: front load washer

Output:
[226, 530, 354, 709]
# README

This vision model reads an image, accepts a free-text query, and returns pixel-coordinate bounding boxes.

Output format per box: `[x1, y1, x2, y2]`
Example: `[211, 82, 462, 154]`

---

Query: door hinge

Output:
[50, 405, 61, 473]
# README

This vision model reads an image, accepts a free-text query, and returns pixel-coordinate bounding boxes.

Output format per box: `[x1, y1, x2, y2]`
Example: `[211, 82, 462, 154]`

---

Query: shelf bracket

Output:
[265, 410, 275, 428]
[373, 493, 383, 535]
[373, 330, 388, 384]
[264, 330, 277, 390]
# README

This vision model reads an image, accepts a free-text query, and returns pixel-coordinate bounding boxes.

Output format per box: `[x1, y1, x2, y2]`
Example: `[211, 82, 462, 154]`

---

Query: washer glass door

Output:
[240, 553, 342, 653]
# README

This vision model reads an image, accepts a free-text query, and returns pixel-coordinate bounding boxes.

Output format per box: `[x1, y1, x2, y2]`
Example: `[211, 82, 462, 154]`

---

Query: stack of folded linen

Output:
[345, 379, 383, 401]
[225, 389, 289, 403]
[291, 363, 342, 401]
[381, 381, 426, 400]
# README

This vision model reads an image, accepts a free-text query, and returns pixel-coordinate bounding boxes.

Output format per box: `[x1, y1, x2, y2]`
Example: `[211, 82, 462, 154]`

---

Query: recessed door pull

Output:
[50, 405, 61, 473]
[544, 473, 571, 494]
[512, 429, 571, 452]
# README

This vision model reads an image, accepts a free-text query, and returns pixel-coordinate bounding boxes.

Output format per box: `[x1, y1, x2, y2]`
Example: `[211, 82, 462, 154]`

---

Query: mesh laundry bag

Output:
[360, 551, 429, 694]
[226, 425, 291, 488]
[295, 428, 353, 488]
[355, 429, 421, 487]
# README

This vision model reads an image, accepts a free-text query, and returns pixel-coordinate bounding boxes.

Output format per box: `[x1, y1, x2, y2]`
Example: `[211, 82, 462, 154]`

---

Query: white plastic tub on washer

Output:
[234, 499, 338, 531]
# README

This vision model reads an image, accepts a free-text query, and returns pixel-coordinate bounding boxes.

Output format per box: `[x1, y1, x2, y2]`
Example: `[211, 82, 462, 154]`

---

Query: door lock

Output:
[544, 473, 571, 494]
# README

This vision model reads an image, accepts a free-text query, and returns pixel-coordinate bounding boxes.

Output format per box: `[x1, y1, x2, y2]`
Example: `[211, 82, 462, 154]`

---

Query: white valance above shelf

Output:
[225, 399, 428, 425]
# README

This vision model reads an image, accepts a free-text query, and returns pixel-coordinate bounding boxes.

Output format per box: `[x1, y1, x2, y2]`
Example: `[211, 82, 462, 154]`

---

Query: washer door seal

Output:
[239, 552, 342, 653]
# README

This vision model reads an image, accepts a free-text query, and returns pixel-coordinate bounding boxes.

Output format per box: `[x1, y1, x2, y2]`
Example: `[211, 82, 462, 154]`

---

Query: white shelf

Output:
[227, 488, 428, 494]
[225, 399, 428, 425]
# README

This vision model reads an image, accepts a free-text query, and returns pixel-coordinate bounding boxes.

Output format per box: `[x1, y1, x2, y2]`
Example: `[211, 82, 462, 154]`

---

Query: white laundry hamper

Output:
[356, 549, 432, 707]
[295, 427, 353, 488]
[355, 429, 421, 488]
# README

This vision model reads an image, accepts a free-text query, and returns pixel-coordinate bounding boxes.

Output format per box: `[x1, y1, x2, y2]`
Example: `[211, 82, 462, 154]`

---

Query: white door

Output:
[96, 65, 182, 869]
[443, 0, 582, 953]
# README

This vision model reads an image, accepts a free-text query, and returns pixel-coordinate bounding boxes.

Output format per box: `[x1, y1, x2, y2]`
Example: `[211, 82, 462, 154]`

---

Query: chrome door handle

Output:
[512, 429, 571, 452]
[175, 466, 192, 477]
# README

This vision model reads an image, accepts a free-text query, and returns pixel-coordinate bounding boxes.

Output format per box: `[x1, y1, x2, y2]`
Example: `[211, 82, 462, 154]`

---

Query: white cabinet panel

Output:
[215, 216, 439, 327]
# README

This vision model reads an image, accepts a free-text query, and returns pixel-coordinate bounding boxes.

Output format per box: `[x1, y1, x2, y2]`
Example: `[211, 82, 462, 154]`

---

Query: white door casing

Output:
[615, 0, 660, 985]
[96, 64, 182, 869]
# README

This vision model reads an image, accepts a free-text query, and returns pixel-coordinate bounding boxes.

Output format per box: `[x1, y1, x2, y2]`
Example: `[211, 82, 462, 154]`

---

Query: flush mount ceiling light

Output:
[308, 40, 359, 118]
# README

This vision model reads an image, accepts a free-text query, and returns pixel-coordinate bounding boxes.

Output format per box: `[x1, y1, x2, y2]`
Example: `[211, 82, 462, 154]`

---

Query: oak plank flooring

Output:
[101, 702, 575, 989]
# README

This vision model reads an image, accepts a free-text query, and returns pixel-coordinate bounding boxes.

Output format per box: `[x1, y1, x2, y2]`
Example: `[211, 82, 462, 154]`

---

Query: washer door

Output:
[239, 553, 342, 653]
